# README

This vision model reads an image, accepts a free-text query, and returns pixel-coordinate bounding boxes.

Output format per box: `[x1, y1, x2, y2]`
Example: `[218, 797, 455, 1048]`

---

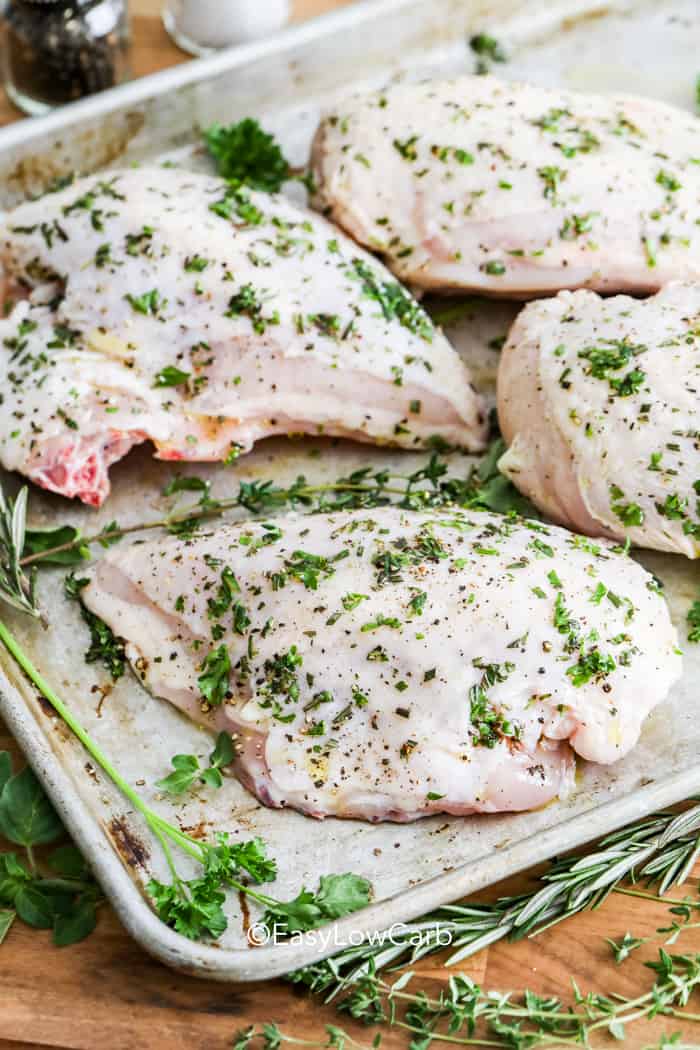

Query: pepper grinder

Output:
[163, 0, 290, 57]
[3, 0, 131, 116]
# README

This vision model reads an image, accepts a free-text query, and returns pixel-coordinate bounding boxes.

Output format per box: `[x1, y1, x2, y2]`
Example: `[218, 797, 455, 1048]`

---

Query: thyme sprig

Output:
[289, 802, 700, 998]
[237, 951, 700, 1048]
[15, 442, 535, 571]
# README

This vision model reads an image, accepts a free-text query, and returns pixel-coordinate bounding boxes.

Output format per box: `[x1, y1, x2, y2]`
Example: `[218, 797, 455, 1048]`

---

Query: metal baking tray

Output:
[1, 0, 699, 981]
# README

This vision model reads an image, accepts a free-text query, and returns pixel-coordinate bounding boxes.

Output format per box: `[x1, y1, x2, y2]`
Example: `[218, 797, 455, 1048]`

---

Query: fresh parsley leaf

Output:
[156, 754, 200, 795]
[125, 289, 164, 316]
[198, 645, 231, 706]
[314, 873, 372, 919]
[262, 872, 371, 935]
[209, 730, 236, 770]
[203, 834, 277, 886]
[204, 119, 290, 192]
[468, 436, 539, 517]
[65, 573, 127, 680]
[154, 365, 190, 388]
[687, 597, 700, 643]
[156, 733, 236, 795]
[147, 877, 228, 941]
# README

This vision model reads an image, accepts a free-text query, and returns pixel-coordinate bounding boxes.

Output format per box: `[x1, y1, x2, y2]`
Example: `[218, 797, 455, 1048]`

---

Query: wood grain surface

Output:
[0, 2, 698, 1047]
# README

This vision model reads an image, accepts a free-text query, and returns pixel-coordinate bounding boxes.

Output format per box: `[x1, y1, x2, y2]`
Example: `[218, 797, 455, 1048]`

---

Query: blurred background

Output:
[0, 0, 355, 123]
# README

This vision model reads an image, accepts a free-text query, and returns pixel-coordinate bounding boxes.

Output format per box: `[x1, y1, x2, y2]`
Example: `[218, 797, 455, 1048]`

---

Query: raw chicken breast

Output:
[312, 76, 700, 296]
[82, 506, 680, 822]
[498, 282, 700, 558]
[0, 168, 486, 507]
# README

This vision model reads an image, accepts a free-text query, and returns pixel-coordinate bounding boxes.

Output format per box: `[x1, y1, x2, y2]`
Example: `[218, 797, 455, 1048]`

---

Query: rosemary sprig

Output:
[0, 486, 42, 621]
[237, 952, 700, 1048]
[289, 803, 700, 998]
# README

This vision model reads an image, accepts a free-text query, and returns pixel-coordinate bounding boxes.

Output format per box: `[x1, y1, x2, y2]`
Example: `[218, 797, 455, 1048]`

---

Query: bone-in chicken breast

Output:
[82, 507, 680, 822]
[498, 282, 700, 558]
[0, 168, 486, 506]
[312, 76, 700, 296]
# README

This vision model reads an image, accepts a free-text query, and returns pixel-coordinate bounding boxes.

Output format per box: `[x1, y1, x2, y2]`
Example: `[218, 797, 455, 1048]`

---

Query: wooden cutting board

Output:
[0, 3, 698, 1046]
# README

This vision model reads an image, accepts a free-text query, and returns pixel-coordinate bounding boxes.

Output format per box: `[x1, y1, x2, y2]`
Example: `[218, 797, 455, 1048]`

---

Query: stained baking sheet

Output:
[0, 0, 699, 981]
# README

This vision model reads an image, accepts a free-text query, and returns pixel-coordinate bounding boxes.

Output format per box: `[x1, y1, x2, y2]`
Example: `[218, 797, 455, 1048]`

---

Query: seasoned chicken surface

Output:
[82, 507, 680, 822]
[312, 76, 700, 297]
[0, 168, 486, 506]
[498, 282, 700, 558]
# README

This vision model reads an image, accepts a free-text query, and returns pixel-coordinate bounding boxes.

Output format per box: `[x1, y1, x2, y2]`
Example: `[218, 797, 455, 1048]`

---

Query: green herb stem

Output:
[18, 483, 411, 568]
[0, 617, 203, 864]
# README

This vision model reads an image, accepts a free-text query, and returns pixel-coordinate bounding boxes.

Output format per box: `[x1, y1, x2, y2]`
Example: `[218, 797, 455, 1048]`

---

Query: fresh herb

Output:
[283, 550, 348, 591]
[226, 284, 280, 334]
[125, 289, 164, 316]
[469, 660, 519, 748]
[156, 732, 237, 794]
[262, 873, 371, 936]
[208, 185, 264, 226]
[0, 620, 370, 946]
[12, 442, 536, 573]
[566, 646, 616, 687]
[245, 950, 700, 1048]
[64, 573, 127, 680]
[184, 255, 209, 273]
[289, 802, 700, 997]
[578, 339, 647, 397]
[0, 487, 41, 620]
[0, 751, 101, 947]
[469, 32, 506, 74]
[204, 119, 290, 192]
[348, 258, 433, 341]
[687, 596, 700, 643]
[197, 645, 231, 707]
[606, 930, 647, 964]
[24, 524, 89, 566]
[610, 484, 645, 528]
[538, 165, 566, 202]
[154, 365, 190, 388]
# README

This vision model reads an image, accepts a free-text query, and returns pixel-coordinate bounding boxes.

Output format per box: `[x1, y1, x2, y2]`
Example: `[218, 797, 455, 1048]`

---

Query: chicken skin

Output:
[0, 168, 486, 506]
[498, 282, 700, 557]
[312, 76, 700, 297]
[82, 506, 680, 822]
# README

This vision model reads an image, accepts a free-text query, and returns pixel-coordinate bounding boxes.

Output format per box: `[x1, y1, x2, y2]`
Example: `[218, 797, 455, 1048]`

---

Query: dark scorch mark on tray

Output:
[108, 814, 150, 870]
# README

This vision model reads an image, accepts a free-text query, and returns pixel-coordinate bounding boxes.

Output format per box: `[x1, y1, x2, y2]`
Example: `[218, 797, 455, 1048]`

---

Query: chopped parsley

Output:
[204, 119, 290, 192]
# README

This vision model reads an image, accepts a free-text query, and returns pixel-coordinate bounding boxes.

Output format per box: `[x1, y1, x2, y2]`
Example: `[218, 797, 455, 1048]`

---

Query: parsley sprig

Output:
[0, 614, 370, 943]
[156, 732, 236, 794]
[204, 119, 291, 193]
